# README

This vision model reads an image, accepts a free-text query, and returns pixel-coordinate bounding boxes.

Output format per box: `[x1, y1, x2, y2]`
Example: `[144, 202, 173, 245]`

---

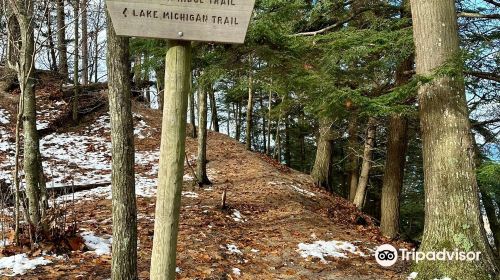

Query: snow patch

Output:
[408, 272, 418, 279]
[231, 210, 246, 222]
[81, 232, 112, 256]
[232, 267, 241, 276]
[182, 192, 199, 198]
[0, 240, 10, 247]
[297, 240, 366, 263]
[291, 185, 316, 197]
[0, 253, 51, 276]
[226, 244, 242, 255]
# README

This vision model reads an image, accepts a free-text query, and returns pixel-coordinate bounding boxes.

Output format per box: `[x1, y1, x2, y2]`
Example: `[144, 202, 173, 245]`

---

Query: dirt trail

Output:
[0, 85, 410, 279]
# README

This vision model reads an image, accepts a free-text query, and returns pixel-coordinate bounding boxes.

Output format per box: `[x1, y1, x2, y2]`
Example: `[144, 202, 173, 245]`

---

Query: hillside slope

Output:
[0, 75, 410, 279]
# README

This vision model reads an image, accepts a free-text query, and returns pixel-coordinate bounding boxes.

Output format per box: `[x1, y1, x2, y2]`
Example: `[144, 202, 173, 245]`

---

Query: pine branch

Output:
[291, 9, 369, 37]
[465, 71, 500, 82]
[458, 12, 500, 19]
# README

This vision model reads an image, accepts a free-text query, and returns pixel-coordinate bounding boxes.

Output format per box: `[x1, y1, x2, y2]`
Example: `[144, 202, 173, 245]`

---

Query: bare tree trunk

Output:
[81, 0, 88, 85]
[226, 102, 230, 137]
[189, 89, 197, 138]
[56, 0, 68, 78]
[235, 101, 241, 141]
[260, 96, 266, 153]
[311, 118, 334, 187]
[106, 13, 137, 279]
[44, 0, 58, 71]
[380, 114, 408, 238]
[93, 0, 102, 83]
[197, 86, 211, 185]
[9, 0, 43, 230]
[483, 192, 500, 257]
[380, 49, 413, 239]
[6, 5, 20, 70]
[245, 70, 253, 150]
[208, 88, 219, 132]
[150, 40, 191, 280]
[410, 0, 499, 278]
[284, 119, 291, 167]
[353, 117, 377, 209]
[155, 63, 165, 111]
[72, 0, 79, 122]
[348, 114, 359, 201]
[267, 90, 272, 155]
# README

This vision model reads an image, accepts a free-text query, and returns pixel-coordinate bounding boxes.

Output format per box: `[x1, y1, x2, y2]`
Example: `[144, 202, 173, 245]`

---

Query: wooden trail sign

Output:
[106, 0, 256, 43]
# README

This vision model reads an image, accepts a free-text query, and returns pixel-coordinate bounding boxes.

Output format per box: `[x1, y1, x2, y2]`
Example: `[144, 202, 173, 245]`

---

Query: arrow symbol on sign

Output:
[123, 8, 128, 17]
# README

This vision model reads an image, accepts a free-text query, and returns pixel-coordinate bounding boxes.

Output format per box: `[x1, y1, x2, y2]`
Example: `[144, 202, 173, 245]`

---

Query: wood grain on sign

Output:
[106, 0, 256, 44]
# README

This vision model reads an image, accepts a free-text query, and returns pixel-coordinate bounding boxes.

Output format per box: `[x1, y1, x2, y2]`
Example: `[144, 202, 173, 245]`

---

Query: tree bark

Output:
[208, 87, 219, 132]
[483, 192, 500, 257]
[189, 89, 197, 138]
[284, 119, 291, 167]
[9, 0, 44, 229]
[235, 101, 241, 141]
[348, 114, 359, 201]
[353, 117, 376, 209]
[311, 118, 334, 188]
[260, 96, 267, 153]
[245, 70, 253, 151]
[44, 0, 58, 71]
[410, 0, 499, 278]
[81, 0, 88, 85]
[106, 12, 137, 280]
[380, 43, 413, 238]
[197, 86, 211, 185]
[6, 5, 20, 70]
[267, 89, 272, 155]
[150, 40, 191, 280]
[155, 63, 165, 111]
[380, 114, 408, 238]
[72, 0, 79, 122]
[56, 0, 68, 78]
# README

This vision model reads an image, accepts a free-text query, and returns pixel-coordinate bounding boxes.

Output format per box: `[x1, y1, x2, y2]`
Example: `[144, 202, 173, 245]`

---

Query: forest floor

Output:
[0, 71, 413, 279]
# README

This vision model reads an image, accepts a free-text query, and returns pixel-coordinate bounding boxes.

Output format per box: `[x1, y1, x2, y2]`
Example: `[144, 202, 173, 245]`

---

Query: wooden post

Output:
[150, 39, 192, 280]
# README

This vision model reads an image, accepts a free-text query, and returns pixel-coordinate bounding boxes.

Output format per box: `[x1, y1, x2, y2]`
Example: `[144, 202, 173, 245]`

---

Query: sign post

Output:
[107, 0, 255, 279]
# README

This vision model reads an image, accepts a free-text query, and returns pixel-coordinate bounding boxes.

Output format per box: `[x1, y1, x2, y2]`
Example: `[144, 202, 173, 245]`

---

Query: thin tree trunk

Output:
[260, 96, 266, 153]
[245, 70, 253, 150]
[226, 102, 230, 137]
[353, 117, 377, 209]
[380, 47, 413, 238]
[81, 0, 88, 85]
[483, 192, 500, 257]
[150, 40, 191, 280]
[44, 0, 57, 71]
[410, 0, 499, 278]
[267, 90, 272, 155]
[197, 87, 211, 185]
[348, 114, 359, 201]
[72, 0, 79, 122]
[6, 5, 20, 70]
[235, 101, 241, 141]
[380, 114, 408, 238]
[106, 13, 137, 279]
[56, 0, 68, 78]
[208, 88, 219, 132]
[155, 63, 165, 111]
[284, 118, 291, 167]
[93, 0, 102, 83]
[311, 118, 334, 187]
[189, 90, 197, 138]
[10, 0, 43, 230]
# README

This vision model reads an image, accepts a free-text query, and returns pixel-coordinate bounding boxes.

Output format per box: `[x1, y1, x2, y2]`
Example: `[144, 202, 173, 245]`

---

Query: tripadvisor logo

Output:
[374, 244, 482, 267]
